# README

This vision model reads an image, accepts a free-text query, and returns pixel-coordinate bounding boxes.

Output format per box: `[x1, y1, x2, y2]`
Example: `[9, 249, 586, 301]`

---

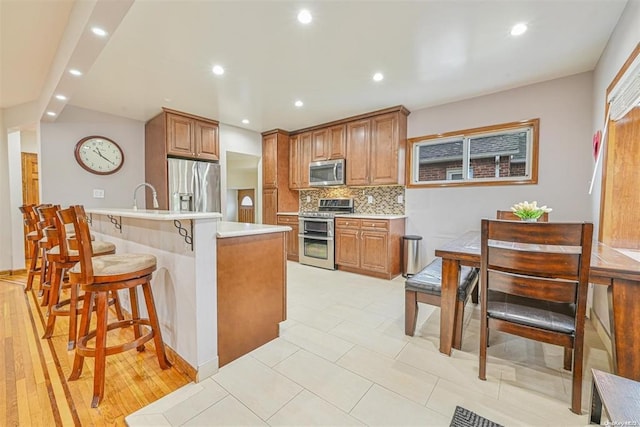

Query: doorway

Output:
[237, 189, 255, 223]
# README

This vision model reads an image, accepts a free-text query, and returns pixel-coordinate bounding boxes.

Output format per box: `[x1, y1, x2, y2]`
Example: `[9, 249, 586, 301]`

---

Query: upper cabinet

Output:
[288, 106, 408, 189]
[165, 109, 219, 161]
[262, 130, 298, 224]
[145, 108, 220, 209]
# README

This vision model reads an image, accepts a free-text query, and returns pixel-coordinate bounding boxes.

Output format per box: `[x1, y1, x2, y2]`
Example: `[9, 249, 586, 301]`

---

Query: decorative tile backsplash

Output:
[299, 186, 405, 215]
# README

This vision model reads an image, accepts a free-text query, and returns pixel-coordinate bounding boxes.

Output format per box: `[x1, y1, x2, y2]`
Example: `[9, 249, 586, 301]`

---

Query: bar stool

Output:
[19, 204, 41, 291]
[67, 205, 170, 407]
[42, 207, 120, 350]
[36, 205, 60, 305]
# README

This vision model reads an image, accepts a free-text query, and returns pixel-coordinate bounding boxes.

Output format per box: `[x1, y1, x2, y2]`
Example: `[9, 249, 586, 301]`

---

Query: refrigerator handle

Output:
[192, 162, 200, 211]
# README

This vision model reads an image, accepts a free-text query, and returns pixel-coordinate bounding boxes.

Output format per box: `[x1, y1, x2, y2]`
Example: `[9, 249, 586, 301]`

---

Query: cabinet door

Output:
[195, 121, 219, 161]
[289, 135, 301, 189]
[263, 188, 278, 225]
[263, 134, 278, 189]
[311, 129, 329, 161]
[277, 215, 299, 260]
[167, 113, 195, 157]
[335, 228, 360, 267]
[370, 112, 399, 185]
[346, 119, 371, 186]
[328, 124, 346, 159]
[360, 230, 389, 273]
[299, 132, 312, 189]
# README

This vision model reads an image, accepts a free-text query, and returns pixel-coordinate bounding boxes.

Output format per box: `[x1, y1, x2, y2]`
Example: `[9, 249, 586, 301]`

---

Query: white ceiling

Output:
[0, 0, 628, 133]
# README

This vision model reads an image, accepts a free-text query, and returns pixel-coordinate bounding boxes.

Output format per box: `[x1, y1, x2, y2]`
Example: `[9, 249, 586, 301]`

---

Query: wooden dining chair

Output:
[479, 219, 593, 414]
[496, 210, 549, 222]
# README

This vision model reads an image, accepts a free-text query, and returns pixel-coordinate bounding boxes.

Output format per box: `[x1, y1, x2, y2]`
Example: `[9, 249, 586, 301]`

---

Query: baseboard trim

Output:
[0, 269, 27, 276]
[590, 307, 613, 358]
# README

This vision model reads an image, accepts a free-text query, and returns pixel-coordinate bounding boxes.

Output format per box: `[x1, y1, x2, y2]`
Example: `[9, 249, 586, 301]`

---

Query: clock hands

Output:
[93, 148, 116, 166]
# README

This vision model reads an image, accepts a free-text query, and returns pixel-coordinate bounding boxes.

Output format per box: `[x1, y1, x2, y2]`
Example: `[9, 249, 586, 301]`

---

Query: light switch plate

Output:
[367, 195, 374, 204]
[306, 195, 311, 203]
[93, 189, 105, 198]
[397, 195, 404, 204]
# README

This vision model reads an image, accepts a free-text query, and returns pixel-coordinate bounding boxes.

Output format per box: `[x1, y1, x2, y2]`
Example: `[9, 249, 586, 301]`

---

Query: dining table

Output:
[434, 230, 640, 381]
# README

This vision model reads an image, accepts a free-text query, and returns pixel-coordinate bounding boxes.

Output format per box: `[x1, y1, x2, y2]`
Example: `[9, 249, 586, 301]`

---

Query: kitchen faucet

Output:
[133, 183, 159, 210]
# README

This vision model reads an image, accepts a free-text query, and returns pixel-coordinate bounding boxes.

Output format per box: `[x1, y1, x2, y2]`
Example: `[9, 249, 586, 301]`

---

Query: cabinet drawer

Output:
[360, 219, 389, 231]
[276, 215, 299, 225]
[335, 218, 361, 229]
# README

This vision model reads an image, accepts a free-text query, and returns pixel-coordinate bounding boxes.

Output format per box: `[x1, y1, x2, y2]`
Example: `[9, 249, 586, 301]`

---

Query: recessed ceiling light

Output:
[297, 9, 312, 24]
[510, 23, 528, 36]
[242, 119, 250, 124]
[69, 69, 83, 76]
[373, 72, 384, 82]
[55, 94, 67, 101]
[212, 65, 225, 75]
[91, 27, 108, 37]
[294, 100, 304, 108]
[46, 111, 56, 117]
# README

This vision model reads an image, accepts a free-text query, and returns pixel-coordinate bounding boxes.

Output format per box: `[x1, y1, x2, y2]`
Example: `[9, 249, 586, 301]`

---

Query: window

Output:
[407, 119, 539, 187]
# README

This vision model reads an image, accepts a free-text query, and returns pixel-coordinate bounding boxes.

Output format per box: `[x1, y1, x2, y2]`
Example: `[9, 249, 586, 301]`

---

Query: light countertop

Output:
[86, 208, 223, 221]
[216, 221, 291, 238]
[276, 212, 299, 216]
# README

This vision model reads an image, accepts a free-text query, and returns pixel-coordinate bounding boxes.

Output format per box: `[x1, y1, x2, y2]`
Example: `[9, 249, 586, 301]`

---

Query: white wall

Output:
[40, 105, 145, 208]
[218, 124, 262, 221]
[20, 129, 38, 153]
[0, 113, 12, 271]
[226, 190, 238, 221]
[590, 0, 640, 334]
[8, 132, 26, 270]
[406, 72, 594, 267]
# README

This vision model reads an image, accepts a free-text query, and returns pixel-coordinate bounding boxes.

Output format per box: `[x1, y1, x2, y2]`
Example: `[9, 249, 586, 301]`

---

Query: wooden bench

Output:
[405, 258, 479, 349]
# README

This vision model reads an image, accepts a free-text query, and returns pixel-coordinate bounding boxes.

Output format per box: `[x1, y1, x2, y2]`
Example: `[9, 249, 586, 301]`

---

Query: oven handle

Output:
[298, 234, 333, 241]
[299, 217, 334, 223]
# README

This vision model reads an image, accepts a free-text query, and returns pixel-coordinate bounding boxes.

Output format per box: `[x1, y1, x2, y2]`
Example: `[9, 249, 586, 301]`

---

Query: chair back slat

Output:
[487, 270, 577, 303]
[488, 246, 581, 280]
[487, 220, 583, 246]
[69, 205, 95, 284]
[496, 210, 549, 222]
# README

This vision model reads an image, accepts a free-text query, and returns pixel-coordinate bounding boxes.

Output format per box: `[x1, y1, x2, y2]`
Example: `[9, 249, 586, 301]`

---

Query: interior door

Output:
[237, 189, 255, 223]
[21, 153, 39, 259]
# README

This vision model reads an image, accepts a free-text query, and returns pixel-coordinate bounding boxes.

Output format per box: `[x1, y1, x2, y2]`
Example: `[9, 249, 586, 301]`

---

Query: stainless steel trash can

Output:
[402, 235, 422, 278]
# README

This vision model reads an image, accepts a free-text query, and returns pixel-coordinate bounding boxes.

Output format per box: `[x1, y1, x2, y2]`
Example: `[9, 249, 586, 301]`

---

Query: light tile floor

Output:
[126, 262, 611, 426]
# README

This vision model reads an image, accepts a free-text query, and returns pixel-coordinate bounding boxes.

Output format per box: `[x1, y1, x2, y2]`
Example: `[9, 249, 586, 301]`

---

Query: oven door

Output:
[298, 234, 335, 270]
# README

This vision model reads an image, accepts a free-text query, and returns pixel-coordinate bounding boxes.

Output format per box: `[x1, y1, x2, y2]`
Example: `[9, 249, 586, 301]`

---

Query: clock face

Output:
[74, 136, 124, 175]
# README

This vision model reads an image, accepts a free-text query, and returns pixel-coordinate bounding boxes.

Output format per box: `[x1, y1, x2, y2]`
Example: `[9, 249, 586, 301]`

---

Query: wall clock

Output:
[74, 136, 124, 175]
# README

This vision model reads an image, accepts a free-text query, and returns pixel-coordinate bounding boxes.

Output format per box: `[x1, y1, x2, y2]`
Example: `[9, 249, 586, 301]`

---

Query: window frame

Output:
[406, 118, 540, 188]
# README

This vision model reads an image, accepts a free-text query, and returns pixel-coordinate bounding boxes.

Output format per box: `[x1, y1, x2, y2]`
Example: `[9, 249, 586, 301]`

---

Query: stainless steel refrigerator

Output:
[168, 158, 221, 212]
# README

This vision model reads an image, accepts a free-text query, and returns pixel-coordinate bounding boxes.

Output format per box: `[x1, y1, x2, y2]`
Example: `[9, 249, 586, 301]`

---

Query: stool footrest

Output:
[76, 319, 154, 357]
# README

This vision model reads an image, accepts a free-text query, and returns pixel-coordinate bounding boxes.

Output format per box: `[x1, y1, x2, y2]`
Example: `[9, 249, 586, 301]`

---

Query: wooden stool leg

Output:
[38, 247, 47, 296]
[91, 291, 109, 408]
[112, 290, 124, 321]
[141, 281, 170, 369]
[69, 292, 93, 381]
[564, 347, 572, 371]
[67, 281, 79, 350]
[129, 288, 144, 352]
[42, 263, 63, 339]
[405, 290, 418, 336]
[25, 242, 39, 291]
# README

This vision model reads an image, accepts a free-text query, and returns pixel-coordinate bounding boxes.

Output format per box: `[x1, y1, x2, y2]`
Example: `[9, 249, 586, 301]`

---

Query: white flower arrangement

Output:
[510, 201, 552, 221]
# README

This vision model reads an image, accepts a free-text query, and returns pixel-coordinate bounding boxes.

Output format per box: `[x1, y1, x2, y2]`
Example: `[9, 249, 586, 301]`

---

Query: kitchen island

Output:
[85, 209, 290, 381]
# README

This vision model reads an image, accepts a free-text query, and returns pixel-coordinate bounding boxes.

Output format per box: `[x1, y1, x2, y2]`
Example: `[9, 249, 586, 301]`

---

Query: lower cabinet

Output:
[335, 217, 405, 279]
[276, 214, 299, 261]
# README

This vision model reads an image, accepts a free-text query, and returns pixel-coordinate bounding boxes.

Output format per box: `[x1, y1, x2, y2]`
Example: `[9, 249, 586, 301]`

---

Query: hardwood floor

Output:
[0, 273, 190, 426]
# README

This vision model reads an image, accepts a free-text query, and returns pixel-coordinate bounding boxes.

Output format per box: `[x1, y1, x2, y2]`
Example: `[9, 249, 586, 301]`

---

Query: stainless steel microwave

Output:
[309, 159, 345, 187]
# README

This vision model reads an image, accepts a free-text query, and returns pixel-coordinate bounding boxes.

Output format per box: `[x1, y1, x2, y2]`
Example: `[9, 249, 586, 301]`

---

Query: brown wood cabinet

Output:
[262, 130, 298, 224]
[346, 109, 408, 186]
[276, 214, 299, 261]
[289, 132, 311, 190]
[165, 109, 219, 161]
[335, 217, 405, 279]
[145, 108, 220, 209]
[288, 106, 408, 189]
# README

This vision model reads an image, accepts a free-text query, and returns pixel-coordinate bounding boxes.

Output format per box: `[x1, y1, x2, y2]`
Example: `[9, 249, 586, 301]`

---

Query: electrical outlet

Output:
[397, 195, 404, 204]
[306, 195, 311, 203]
[93, 189, 105, 198]
[367, 195, 374, 204]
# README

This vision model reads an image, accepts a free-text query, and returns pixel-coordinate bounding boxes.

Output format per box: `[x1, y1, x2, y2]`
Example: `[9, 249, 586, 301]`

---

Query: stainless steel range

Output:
[298, 198, 354, 270]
